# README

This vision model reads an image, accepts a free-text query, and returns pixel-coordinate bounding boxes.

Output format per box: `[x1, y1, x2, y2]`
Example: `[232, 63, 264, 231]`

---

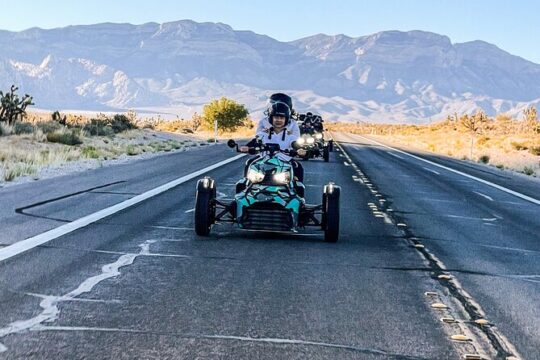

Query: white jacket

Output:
[257, 117, 300, 138]
[255, 125, 299, 152]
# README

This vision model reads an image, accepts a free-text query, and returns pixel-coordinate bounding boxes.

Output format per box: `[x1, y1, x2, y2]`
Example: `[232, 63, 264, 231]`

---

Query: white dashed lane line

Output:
[473, 191, 494, 202]
[422, 167, 440, 175]
[387, 152, 404, 160]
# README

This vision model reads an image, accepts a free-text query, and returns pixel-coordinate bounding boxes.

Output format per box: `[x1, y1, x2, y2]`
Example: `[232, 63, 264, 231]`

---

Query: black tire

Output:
[195, 178, 215, 236]
[323, 184, 340, 243]
[328, 140, 334, 152]
[323, 146, 330, 162]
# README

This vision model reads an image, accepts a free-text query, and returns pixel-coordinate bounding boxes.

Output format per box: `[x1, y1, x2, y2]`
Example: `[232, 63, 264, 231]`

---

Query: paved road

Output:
[335, 132, 540, 360]
[0, 134, 537, 359]
[0, 143, 229, 246]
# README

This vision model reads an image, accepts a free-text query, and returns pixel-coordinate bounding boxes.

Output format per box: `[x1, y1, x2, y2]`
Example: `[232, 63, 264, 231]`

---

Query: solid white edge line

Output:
[349, 134, 540, 206]
[0, 154, 246, 263]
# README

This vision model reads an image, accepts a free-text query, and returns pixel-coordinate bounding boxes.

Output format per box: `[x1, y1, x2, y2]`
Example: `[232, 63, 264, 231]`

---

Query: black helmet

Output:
[269, 101, 291, 125]
[269, 93, 293, 111]
[306, 111, 313, 117]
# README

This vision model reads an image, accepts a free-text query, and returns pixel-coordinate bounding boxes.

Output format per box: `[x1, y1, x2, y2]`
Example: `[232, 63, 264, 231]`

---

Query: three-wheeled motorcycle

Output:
[194, 140, 340, 242]
[296, 128, 333, 162]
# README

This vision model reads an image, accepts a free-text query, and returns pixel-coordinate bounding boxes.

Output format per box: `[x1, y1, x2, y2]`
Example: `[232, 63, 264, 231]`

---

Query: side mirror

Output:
[227, 139, 237, 148]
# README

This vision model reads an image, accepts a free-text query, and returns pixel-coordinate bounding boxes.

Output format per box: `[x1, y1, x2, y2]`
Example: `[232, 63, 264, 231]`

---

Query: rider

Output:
[256, 93, 300, 138]
[312, 115, 324, 132]
[241, 101, 306, 181]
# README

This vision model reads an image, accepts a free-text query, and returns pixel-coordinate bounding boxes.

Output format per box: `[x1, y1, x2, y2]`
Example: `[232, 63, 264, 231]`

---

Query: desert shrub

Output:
[82, 114, 136, 136]
[13, 121, 35, 135]
[83, 119, 115, 136]
[155, 119, 184, 132]
[2, 163, 37, 181]
[511, 141, 528, 150]
[110, 114, 137, 133]
[523, 166, 534, 176]
[46, 129, 82, 145]
[478, 155, 490, 164]
[81, 146, 100, 159]
[36, 121, 62, 134]
[477, 136, 490, 146]
[141, 122, 155, 129]
[171, 141, 183, 149]
[126, 144, 140, 156]
[529, 146, 540, 156]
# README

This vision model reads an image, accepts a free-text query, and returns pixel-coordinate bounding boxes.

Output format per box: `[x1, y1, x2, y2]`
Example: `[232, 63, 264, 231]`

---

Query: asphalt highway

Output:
[0, 134, 537, 359]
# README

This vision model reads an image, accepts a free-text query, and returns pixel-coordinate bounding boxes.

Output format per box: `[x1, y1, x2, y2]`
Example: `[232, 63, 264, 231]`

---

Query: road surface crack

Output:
[29, 325, 432, 360]
[14, 181, 126, 221]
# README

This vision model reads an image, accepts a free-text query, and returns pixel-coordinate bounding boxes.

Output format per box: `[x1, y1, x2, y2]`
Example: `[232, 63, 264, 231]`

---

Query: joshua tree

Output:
[0, 85, 34, 125]
[460, 110, 488, 160]
[51, 110, 67, 126]
[523, 106, 539, 133]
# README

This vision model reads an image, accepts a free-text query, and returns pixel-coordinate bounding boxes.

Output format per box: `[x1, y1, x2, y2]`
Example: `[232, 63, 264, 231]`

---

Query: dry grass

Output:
[0, 135, 81, 181]
[0, 127, 205, 182]
[328, 118, 540, 177]
[1, 109, 255, 183]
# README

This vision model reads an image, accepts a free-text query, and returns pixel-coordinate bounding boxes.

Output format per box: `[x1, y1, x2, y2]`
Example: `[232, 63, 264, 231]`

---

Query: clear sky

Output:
[1, 0, 539, 63]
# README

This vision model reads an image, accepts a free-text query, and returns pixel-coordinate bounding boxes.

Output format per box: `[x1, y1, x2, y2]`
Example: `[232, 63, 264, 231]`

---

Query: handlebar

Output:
[227, 139, 298, 156]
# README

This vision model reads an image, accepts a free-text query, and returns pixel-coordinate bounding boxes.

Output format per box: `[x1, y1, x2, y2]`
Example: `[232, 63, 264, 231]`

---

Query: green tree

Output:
[202, 97, 249, 132]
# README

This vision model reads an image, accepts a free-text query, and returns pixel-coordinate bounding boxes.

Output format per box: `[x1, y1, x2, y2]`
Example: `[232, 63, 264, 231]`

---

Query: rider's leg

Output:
[292, 160, 304, 182]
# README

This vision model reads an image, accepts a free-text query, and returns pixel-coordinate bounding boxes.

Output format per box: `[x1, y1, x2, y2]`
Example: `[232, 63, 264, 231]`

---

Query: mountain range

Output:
[1, 20, 539, 123]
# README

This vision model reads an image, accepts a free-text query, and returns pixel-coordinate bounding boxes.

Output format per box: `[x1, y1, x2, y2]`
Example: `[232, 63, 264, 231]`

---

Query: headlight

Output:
[273, 171, 291, 184]
[297, 138, 305, 145]
[306, 137, 315, 144]
[247, 169, 265, 183]
[315, 133, 323, 139]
